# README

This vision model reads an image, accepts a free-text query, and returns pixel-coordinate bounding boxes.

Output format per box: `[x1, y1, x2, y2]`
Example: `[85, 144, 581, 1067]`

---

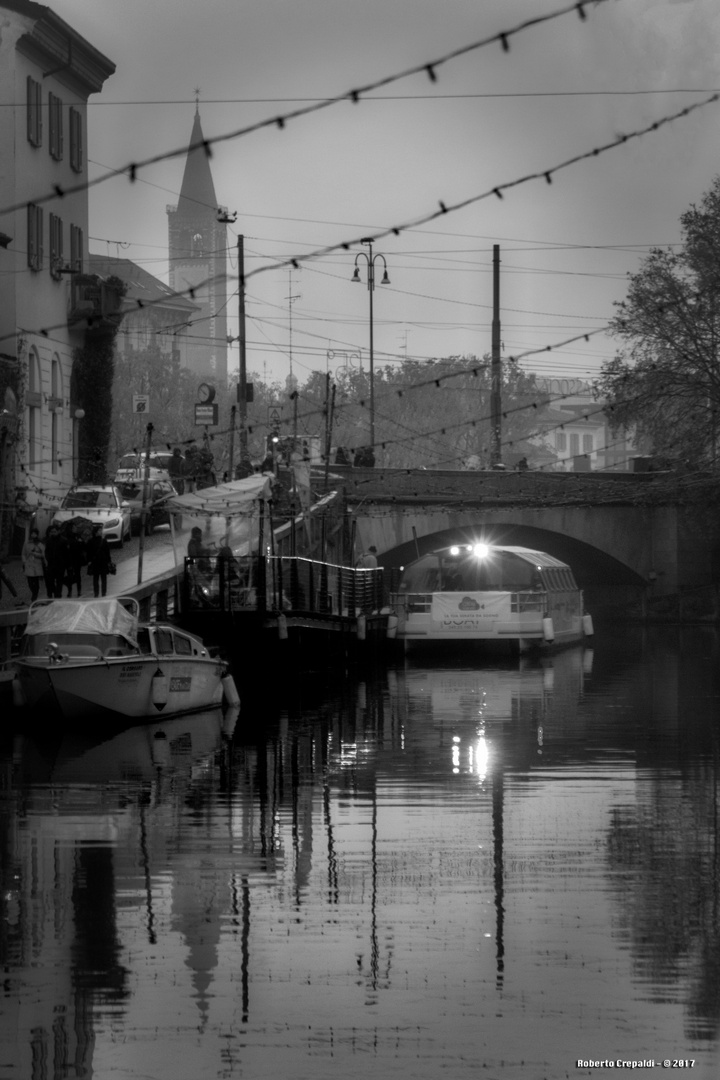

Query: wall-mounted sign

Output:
[133, 394, 150, 413]
[194, 403, 219, 426]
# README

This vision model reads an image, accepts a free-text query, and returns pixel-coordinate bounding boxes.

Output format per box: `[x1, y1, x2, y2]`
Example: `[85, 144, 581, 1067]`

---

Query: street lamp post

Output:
[352, 238, 390, 453]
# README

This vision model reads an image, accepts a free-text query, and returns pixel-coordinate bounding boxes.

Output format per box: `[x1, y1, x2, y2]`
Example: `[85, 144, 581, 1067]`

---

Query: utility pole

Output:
[137, 421, 153, 585]
[490, 244, 502, 467]
[237, 234, 250, 474]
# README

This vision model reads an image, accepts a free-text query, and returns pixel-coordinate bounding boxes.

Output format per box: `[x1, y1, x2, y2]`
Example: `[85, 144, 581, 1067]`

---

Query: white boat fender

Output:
[277, 613, 288, 640]
[12, 678, 26, 708]
[542, 617, 554, 643]
[386, 613, 398, 640]
[582, 614, 594, 637]
[222, 673, 240, 708]
[356, 613, 367, 641]
[151, 668, 169, 711]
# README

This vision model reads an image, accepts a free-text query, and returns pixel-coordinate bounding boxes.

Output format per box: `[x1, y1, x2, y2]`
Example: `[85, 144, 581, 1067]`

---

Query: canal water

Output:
[2, 625, 719, 1079]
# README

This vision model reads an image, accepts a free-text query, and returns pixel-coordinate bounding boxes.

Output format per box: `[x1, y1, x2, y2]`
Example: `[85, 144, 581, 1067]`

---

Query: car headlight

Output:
[105, 517, 120, 528]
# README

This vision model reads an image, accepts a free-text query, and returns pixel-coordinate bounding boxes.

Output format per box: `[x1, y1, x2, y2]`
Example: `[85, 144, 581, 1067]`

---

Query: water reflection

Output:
[1, 630, 719, 1078]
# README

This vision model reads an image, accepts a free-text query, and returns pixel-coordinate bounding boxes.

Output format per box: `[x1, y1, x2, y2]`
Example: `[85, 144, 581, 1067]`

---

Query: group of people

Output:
[168, 444, 215, 495]
[18, 522, 114, 603]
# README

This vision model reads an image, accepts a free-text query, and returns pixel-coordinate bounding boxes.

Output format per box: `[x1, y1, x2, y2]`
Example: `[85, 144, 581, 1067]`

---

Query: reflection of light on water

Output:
[451, 734, 489, 781]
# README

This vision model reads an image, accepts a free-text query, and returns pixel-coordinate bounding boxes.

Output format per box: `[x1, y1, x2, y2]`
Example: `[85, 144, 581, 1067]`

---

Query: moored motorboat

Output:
[14, 597, 235, 720]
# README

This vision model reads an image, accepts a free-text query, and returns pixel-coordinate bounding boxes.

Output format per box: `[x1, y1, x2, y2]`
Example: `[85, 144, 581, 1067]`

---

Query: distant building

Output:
[88, 254, 200, 365]
[534, 378, 636, 471]
[167, 107, 228, 384]
[0, 0, 115, 545]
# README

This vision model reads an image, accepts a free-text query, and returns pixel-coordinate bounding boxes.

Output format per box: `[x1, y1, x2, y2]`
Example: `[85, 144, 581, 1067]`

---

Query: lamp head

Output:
[381, 269, 390, 285]
[351, 267, 361, 283]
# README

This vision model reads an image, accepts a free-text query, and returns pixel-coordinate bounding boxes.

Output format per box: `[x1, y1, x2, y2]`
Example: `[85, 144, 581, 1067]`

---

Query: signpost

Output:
[132, 394, 149, 414]
[194, 403, 219, 426]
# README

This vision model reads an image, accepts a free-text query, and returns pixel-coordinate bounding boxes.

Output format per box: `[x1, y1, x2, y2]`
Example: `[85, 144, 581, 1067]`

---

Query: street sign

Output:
[194, 403, 219, 426]
[267, 405, 283, 426]
[133, 394, 150, 413]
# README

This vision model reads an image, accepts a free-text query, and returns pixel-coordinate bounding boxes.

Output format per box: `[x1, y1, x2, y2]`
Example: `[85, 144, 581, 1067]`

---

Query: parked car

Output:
[51, 486, 132, 546]
[117, 479, 177, 536]
[114, 451, 173, 484]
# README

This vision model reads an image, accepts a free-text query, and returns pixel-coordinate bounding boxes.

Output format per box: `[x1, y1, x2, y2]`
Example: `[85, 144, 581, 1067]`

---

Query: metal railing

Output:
[183, 554, 385, 616]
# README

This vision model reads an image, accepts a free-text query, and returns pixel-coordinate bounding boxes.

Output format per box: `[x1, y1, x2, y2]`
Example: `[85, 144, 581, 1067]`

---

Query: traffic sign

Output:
[267, 405, 283, 426]
[133, 394, 150, 413]
[194, 403, 219, 426]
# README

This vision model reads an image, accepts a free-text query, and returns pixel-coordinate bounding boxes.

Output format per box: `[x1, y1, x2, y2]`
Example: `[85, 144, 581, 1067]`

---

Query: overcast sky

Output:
[47, 0, 720, 388]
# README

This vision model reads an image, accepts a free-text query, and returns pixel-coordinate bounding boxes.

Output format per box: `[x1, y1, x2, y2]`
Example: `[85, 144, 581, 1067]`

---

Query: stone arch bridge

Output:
[321, 467, 719, 619]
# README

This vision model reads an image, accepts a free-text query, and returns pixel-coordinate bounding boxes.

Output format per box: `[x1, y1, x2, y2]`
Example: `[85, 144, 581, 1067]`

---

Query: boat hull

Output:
[16, 654, 225, 720]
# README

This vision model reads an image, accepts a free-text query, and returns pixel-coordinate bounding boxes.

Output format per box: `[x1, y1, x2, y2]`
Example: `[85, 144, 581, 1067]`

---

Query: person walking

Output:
[86, 524, 113, 597]
[43, 524, 64, 598]
[63, 524, 85, 597]
[21, 528, 46, 602]
[168, 447, 185, 494]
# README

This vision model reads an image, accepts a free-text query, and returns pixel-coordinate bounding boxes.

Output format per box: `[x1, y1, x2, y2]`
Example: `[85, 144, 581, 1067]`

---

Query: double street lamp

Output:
[352, 238, 390, 452]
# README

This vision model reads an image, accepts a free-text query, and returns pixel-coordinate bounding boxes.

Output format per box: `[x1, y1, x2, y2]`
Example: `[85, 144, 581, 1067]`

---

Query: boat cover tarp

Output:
[25, 598, 139, 645]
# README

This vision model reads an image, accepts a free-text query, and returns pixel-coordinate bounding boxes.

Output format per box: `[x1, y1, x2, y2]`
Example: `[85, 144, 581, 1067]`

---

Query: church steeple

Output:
[167, 107, 228, 383]
[177, 109, 218, 216]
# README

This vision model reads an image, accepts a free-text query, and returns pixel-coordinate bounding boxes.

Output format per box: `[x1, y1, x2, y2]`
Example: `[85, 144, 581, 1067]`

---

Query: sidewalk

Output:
[0, 535, 179, 613]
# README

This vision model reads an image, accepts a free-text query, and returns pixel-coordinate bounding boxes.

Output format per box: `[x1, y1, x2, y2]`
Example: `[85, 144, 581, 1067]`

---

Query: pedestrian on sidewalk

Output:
[21, 528, 46, 602]
[62, 524, 85, 597]
[86, 524, 112, 597]
[43, 524, 64, 598]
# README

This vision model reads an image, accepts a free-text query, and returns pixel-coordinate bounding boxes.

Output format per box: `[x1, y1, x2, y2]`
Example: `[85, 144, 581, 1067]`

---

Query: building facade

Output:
[534, 378, 636, 471]
[167, 108, 228, 384]
[0, 1, 115, 547]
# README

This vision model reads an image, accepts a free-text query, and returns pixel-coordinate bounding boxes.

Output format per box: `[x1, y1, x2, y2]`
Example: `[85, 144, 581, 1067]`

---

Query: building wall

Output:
[0, 4, 115, 528]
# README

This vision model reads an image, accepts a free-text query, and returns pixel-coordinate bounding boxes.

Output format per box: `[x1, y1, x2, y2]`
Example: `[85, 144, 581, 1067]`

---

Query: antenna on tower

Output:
[286, 267, 301, 389]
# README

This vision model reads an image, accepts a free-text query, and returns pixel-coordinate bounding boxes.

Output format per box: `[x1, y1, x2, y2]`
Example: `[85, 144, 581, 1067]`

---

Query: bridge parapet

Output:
[329, 466, 687, 508]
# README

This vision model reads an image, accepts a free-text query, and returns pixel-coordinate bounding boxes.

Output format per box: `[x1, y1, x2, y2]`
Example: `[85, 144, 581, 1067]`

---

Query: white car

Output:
[52, 485, 132, 546]
[115, 451, 173, 485]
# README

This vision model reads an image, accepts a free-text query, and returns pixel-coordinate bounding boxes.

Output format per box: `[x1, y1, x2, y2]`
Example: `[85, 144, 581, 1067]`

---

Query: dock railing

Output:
[183, 554, 385, 617]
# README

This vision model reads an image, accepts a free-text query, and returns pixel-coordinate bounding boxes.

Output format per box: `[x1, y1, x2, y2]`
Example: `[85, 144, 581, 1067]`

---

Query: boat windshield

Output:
[400, 550, 543, 593]
[22, 632, 137, 658]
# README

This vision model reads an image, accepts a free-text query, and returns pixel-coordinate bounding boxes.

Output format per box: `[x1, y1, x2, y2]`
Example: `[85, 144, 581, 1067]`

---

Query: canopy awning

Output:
[165, 474, 273, 518]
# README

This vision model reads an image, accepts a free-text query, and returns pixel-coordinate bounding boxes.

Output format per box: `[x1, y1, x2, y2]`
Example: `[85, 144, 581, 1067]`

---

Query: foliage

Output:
[598, 175, 720, 467]
[279, 356, 556, 469]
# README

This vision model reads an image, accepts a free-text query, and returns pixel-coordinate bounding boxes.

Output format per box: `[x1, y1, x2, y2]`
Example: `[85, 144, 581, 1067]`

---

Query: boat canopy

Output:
[25, 598, 139, 645]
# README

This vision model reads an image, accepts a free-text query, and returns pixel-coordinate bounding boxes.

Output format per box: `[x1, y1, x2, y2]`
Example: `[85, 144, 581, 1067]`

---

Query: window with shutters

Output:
[27, 204, 44, 271]
[49, 214, 63, 279]
[27, 76, 42, 146]
[70, 224, 84, 273]
[569, 433, 580, 456]
[582, 433, 593, 454]
[48, 92, 63, 161]
[69, 107, 83, 172]
[555, 432, 567, 452]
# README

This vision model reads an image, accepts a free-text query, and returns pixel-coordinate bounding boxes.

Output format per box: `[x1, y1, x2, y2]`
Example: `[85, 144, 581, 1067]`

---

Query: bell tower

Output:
[167, 105, 228, 382]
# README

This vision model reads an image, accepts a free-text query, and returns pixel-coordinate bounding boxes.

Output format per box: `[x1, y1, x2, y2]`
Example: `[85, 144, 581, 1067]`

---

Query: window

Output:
[27, 204, 43, 270]
[70, 224, 83, 273]
[49, 214, 63, 279]
[50, 356, 62, 474]
[69, 107, 83, 172]
[569, 433, 580, 456]
[27, 349, 42, 469]
[555, 432, 567, 452]
[582, 433, 593, 454]
[27, 76, 42, 146]
[48, 92, 63, 160]
[173, 634, 193, 656]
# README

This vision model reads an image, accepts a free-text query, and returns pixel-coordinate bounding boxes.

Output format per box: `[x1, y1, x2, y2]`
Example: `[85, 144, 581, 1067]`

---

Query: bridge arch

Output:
[370, 519, 648, 618]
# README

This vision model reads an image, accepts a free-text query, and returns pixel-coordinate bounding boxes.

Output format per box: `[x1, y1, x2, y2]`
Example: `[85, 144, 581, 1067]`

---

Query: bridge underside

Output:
[349, 502, 706, 619]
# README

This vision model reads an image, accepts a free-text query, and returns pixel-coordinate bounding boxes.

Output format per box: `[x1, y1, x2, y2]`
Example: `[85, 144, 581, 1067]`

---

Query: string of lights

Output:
[3, 90, 714, 354]
[0, 0, 612, 220]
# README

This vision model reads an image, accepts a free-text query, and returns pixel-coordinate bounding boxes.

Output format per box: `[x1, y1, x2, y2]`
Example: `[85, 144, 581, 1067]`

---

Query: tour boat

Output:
[391, 543, 594, 652]
[14, 597, 238, 720]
